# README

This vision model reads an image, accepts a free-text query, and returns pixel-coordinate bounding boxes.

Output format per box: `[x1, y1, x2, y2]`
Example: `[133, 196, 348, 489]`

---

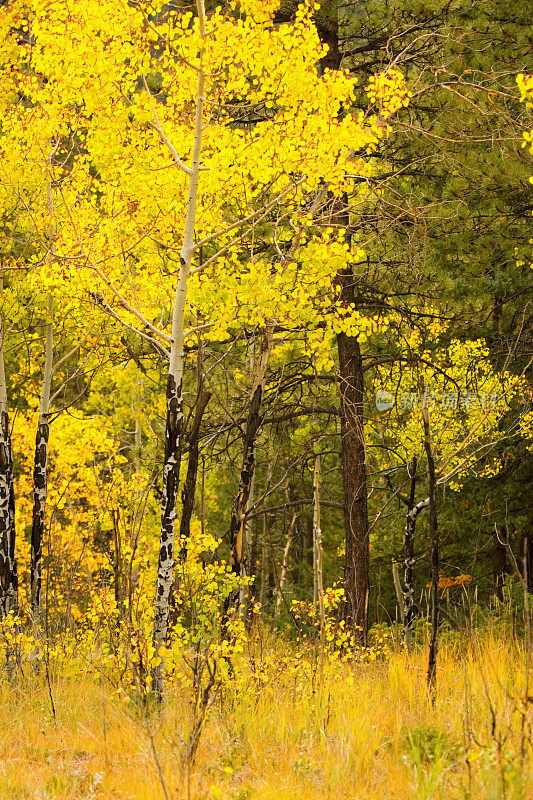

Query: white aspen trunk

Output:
[31, 149, 58, 621]
[313, 455, 325, 681]
[152, 0, 206, 699]
[0, 281, 18, 625]
[31, 294, 53, 618]
[403, 496, 429, 649]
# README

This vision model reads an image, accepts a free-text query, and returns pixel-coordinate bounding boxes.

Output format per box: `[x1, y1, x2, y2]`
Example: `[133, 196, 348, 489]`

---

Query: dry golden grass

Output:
[2, 631, 532, 799]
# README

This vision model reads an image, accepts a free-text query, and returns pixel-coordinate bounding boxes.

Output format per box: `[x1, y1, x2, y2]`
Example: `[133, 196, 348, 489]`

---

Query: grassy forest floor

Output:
[1, 629, 532, 800]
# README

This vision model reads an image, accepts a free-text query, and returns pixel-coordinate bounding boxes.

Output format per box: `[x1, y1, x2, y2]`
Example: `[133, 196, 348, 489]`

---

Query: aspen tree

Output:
[30, 295, 53, 618]
[0, 285, 17, 623]
[31, 145, 57, 620]
[151, 0, 207, 698]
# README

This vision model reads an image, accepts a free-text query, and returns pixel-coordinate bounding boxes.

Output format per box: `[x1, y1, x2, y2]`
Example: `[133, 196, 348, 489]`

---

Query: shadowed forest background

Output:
[0, 0, 532, 798]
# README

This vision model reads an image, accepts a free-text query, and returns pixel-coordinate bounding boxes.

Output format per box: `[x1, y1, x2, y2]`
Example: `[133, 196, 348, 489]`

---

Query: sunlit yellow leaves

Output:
[517, 73, 533, 109]
[372, 336, 528, 487]
[0, 0, 408, 354]
[366, 67, 411, 119]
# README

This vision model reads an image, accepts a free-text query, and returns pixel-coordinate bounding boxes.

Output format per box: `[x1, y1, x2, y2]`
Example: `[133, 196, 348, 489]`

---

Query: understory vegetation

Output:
[2, 623, 533, 800]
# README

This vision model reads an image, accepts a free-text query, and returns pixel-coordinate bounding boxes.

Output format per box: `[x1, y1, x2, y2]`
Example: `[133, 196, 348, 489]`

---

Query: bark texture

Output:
[0, 303, 17, 623]
[313, 455, 325, 678]
[31, 421, 50, 615]
[31, 157, 56, 621]
[423, 399, 439, 694]
[31, 296, 53, 618]
[152, 373, 184, 690]
[403, 494, 429, 648]
[0, 409, 17, 620]
[337, 268, 369, 644]
[169, 387, 211, 623]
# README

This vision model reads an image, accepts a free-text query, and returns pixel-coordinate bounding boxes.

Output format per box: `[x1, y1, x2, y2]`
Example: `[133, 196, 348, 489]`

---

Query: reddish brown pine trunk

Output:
[317, 0, 370, 644]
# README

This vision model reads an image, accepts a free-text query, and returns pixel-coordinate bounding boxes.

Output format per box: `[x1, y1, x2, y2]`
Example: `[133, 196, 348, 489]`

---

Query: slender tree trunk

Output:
[226, 327, 272, 616]
[422, 391, 439, 694]
[31, 294, 53, 619]
[402, 457, 431, 649]
[258, 442, 274, 613]
[169, 386, 211, 622]
[321, 0, 371, 645]
[522, 532, 533, 594]
[313, 455, 325, 680]
[403, 494, 429, 648]
[402, 458, 417, 644]
[493, 526, 507, 602]
[152, 0, 206, 698]
[392, 560, 404, 624]
[313, 458, 323, 611]
[259, 513, 269, 611]
[32, 153, 57, 622]
[0, 312, 17, 624]
[166, 387, 210, 634]
[239, 470, 255, 611]
[274, 498, 297, 618]
[276, 0, 370, 648]
[337, 278, 369, 645]
[177, 390, 211, 565]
